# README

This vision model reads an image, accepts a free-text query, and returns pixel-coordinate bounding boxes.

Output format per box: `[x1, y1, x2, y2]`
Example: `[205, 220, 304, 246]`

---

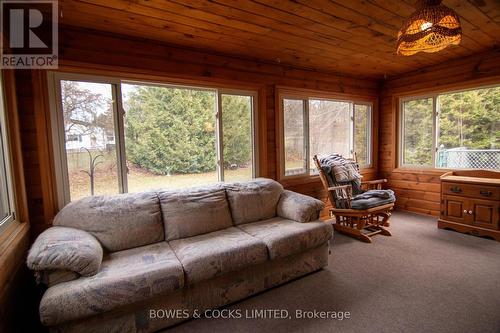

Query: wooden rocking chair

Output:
[313, 154, 394, 243]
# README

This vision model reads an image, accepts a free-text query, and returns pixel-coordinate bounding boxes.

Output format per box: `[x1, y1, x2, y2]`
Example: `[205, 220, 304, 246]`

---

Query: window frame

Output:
[277, 88, 374, 181]
[399, 95, 438, 169]
[0, 72, 17, 233]
[353, 101, 373, 168]
[398, 84, 499, 169]
[281, 96, 309, 178]
[48, 72, 259, 208]
[217, 89, 259, 182]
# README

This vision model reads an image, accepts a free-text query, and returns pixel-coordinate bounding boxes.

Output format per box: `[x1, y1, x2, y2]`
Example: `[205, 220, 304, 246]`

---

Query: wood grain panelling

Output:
[0, 70, 34, 332]
[16, 27, 378, 231]
[55, 0, 500, 78]
[379, 48, 500, 216]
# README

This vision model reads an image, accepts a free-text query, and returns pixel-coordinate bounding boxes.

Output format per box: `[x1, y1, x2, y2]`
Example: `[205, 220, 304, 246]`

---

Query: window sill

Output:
[0, 221, 29, 258]
[393, 167, 453, 175]
[279, 167, 376, 188]
[279, 174, 321, 188]
[0, 221, 30, 296]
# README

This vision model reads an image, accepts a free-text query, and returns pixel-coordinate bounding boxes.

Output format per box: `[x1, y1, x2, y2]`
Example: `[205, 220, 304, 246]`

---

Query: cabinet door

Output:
[442, 195, 471, 224]
[471, 199, 499, 230]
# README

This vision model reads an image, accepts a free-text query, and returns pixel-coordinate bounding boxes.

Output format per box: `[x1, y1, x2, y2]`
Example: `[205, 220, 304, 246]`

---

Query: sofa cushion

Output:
[159, 185, 233, 241]
[54, 192, 163, 252]
[238, 217, 333, 259]
[39, 242, 184, 326]
[27, 226, 103, 277]
[224, 178, 284, 225]
[169, 227, 268, 284]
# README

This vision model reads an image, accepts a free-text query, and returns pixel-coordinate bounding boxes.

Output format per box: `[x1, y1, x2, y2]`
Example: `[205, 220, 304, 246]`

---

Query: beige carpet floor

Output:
[164, 211, 500, 333]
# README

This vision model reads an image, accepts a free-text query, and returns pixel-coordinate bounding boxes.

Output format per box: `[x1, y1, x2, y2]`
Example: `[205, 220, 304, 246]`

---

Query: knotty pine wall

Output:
[379, 49, 500, 216]
[16, 27, 379, 234]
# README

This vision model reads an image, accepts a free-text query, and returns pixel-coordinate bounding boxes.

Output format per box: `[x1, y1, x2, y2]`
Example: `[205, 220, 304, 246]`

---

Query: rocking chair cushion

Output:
[351, 190, 396, 210]
[318, 154, 363, 194]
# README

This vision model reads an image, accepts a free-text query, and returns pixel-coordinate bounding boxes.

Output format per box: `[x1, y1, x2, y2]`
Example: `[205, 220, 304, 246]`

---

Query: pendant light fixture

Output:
[397, 0, 462, 56]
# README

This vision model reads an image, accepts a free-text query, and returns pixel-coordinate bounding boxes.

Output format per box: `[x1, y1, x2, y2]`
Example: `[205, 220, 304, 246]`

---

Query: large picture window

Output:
[50, 74, 258, 205]
[400, 85, 499, 169]
[280, 93, 373, 178]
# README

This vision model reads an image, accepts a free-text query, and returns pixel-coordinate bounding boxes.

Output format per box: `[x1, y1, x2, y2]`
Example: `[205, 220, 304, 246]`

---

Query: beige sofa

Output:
[27, 178, 333, 333]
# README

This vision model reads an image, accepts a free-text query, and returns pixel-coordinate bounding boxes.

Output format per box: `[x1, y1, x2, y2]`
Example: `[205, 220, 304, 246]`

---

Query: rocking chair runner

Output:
[313, 154, 394, 243]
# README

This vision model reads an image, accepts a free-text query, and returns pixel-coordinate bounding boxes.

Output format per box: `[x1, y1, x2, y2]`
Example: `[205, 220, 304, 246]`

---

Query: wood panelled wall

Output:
[17, 27, 379, 233]
[379, 48, 500, 216]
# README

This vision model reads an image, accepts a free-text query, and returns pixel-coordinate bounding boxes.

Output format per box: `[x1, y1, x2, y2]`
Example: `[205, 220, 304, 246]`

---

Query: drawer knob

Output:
[463, 209, 467, 214]
[480, 190, 492, 197]
[450, 186, 462, 193]
[468, 210, 473, 215]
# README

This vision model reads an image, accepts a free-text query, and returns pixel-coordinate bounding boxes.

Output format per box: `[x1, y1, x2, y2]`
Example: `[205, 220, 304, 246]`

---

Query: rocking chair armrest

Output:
[327, 185, 351, 192]
[361, 179, 387, 190]
[361, 179, 387, 185]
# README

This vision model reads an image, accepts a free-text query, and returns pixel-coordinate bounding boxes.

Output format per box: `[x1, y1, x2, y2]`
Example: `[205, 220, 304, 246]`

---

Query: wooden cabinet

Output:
[438, 170, 500, 241]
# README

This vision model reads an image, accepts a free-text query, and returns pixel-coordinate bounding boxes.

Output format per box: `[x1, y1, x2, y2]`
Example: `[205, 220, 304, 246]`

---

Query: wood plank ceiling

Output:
[59, 0, 500, 79]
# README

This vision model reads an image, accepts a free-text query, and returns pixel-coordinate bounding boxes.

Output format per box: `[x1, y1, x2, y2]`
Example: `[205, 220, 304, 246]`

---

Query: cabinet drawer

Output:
[442, 182, 500, 200]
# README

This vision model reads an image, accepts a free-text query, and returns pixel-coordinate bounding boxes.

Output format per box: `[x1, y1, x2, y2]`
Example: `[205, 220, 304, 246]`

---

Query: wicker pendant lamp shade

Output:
[397, 0, 462, 56]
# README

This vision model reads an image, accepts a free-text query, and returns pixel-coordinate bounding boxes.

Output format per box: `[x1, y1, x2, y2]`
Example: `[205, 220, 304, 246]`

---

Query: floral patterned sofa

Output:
[27, 178, 332, 333]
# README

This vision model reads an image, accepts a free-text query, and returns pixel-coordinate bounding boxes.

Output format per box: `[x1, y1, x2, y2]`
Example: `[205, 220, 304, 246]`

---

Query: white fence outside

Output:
[437, 148, 500, 170]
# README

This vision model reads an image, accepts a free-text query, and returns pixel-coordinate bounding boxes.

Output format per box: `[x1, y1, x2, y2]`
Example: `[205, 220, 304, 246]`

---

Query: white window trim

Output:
[48, 72, 259, 209]
[279, 94, 373, 180]
[398, 84, 499, 169]
[0, 72, 17, 233]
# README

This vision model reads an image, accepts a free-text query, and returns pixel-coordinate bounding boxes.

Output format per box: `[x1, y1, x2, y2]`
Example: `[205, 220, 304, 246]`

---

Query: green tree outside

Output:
[403, 86, 499, 166]
[123, 85, 253, 175]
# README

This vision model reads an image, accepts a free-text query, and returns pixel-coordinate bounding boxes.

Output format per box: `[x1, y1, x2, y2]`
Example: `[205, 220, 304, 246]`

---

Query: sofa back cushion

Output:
[54, 192, 163, 252]
[159, 185, 233, 241]
[224, 178, 284, 225]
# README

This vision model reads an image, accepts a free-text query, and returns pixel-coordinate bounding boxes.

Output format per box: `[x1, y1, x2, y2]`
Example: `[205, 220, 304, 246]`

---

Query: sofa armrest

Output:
[27, 226, 103, 277]
[277, 190, 325, 223]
